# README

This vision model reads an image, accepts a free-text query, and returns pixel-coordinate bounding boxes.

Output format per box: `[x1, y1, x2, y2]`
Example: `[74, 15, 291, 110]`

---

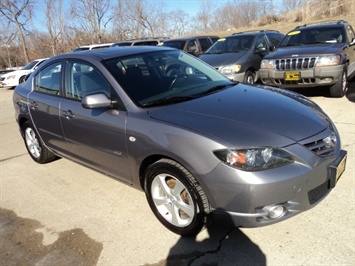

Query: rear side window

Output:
[198, 38, 211, 51]
[34, 62, 62, 95]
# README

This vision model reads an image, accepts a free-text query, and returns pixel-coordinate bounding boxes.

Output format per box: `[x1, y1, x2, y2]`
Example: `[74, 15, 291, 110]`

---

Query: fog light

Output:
[263, 205, 286, 219]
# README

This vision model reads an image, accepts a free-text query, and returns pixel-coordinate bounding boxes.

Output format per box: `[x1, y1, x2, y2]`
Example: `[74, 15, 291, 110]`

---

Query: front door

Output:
[60, 60, 131, 183]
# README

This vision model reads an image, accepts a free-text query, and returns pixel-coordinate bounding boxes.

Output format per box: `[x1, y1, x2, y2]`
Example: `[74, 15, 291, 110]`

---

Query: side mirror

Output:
[82, 93, 113, 109]
[256, 47, 267, 53]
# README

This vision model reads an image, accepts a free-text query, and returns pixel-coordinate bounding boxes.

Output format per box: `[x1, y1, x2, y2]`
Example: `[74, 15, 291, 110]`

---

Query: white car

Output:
[0, 58, 48, 88]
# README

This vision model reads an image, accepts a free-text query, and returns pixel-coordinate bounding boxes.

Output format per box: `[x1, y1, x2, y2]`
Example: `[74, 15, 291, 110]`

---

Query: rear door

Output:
[59, 60, 131, 182]
[28, 61, 68, 155]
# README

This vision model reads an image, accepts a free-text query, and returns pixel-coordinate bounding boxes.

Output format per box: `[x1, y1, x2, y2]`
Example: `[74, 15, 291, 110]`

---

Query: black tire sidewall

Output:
[144, 160, 206, 236]
[244, 70, 254, 84]
[23, 122, 56, 164]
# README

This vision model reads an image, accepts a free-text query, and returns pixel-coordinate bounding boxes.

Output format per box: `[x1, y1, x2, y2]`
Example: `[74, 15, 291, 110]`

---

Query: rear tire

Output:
[329, 67, 347, 97]
[23, 122, 57, 164]
[144, 159, 210, 236]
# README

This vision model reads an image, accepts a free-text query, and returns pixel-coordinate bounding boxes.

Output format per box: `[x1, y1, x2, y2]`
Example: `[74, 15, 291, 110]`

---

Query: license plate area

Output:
[329, 150, 347, 188]
[284, 71, 300, 81]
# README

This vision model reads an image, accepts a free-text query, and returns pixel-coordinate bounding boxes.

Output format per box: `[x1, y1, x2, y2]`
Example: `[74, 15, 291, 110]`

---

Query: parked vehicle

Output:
[110, 38, 167, 47]
[72, 43, 113, 52]
[162, 36, 219, 57]
[199, 31, 284, 84]
[260, 20, 355, 97]
[0, 58, 48, 88]
[13, 46, 346, 236]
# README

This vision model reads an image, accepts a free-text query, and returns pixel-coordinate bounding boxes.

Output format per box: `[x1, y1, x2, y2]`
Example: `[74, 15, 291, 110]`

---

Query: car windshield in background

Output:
[279, 27, 345, 47]
[104, 50, 232, 107]
[205, 35, 255, 54]
[22, 60, 39, 70]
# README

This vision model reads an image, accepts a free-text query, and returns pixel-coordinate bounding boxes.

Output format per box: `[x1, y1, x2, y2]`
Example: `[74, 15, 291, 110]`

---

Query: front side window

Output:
[255, 35, 269, 50]
[65, 60, 110, 100]
[34, 62, 62, 95]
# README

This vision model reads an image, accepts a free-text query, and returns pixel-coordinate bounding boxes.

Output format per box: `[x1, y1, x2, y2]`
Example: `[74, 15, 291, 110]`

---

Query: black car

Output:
[260, 20, 355, 97]
[199, 30, 284, 84]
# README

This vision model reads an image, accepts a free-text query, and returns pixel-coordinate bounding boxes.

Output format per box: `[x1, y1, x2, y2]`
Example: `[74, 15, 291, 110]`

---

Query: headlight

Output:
[214, 147, 293, 171]
[220, 64, 241, 74]
[260, 59, 274, 69]
[316, 55, 340, 67]
[6, 75, 16, 80]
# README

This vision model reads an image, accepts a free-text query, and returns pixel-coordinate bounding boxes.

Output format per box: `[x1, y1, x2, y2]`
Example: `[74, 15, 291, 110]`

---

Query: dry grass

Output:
[210, 2, 355, 36]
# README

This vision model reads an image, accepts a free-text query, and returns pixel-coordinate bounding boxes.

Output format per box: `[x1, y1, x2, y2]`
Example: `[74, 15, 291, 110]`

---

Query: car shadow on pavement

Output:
[146, 215, 266, 266]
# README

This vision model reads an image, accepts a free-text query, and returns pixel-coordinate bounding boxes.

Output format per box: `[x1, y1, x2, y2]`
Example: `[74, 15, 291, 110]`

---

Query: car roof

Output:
[48, 46, 176, 62]
[293, 20, 348, 31]
[164, 36, 219, 41]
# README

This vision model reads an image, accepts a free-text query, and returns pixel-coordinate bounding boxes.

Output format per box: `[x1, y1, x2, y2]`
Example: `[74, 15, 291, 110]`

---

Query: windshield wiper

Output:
[200, 83, 236, 96]
[142, 96, 196, 107]
[304, 41, 325, 44]
[280, 43, 304, 47]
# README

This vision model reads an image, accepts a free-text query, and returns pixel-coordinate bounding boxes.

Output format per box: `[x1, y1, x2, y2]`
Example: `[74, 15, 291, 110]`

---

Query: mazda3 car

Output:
[13, 46, 347, 236]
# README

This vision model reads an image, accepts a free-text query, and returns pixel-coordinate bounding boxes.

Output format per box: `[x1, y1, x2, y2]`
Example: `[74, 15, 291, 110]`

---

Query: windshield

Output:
[205, 35, 255, 54]
[280, 27, 345, 47]
[22, 60, 39, 70]
[104, 50, 233, 107]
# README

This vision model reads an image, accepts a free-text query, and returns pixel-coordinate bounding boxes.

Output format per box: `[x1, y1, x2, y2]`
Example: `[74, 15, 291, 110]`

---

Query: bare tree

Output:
[282, 0, 303, 12]
[44, 0, 64, 56]
[70, 0, 112, 44]
[0, 0, 34, 63]
[196, 0, 216, 33]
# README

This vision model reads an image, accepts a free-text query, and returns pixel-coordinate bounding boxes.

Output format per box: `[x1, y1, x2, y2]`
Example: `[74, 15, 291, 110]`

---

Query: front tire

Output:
[144, 159, 210, 236]
[243, 70, 255, 84]
[23, 122, 57, 164]
[19, 75, 27, 84]
[329, 67, 348, 97]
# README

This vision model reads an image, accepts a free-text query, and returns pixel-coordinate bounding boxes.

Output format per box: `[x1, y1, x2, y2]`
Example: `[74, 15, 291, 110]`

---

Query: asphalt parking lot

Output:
[0, 82, 354, 266]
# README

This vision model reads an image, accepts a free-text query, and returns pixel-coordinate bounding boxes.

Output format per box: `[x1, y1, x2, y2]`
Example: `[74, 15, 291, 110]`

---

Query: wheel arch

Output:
[138, 154, 175, 190]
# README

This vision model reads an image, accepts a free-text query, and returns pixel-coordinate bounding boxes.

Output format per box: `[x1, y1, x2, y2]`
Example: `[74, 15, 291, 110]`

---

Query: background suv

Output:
[199, 31, 284, 84]
[260, 20, 355, 97]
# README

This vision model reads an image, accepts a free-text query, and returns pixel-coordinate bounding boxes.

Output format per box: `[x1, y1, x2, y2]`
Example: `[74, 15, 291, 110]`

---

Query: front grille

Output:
[303, 138, 335, 157]
[275, 57, 317, 70]
[308, 180, 329, 204]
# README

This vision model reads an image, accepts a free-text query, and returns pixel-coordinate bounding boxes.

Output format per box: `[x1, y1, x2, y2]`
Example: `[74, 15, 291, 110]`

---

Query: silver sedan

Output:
[13, 46, 347, 236]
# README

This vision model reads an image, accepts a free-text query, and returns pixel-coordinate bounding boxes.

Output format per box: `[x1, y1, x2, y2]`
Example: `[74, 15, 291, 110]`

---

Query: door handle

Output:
[62, 110, 75, 119]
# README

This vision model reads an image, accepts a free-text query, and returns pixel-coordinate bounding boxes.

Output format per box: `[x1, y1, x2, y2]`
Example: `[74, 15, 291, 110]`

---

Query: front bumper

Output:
[259, 65, 343, 88]
[201, 144, 347, 228]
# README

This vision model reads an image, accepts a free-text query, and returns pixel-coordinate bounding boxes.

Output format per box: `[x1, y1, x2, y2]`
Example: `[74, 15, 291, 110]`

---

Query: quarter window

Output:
[34, 62, 62, 95]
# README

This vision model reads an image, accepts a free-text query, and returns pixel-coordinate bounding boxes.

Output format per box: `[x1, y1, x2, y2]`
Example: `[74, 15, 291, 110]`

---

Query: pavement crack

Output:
[0, 153, 28, 162]
[187, 226, 236, 266]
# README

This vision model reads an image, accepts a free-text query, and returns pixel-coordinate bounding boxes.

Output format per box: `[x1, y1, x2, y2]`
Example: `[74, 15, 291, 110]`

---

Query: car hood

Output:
[266, 43, 345, 58]
[1, 69, 31, 78]
[148, 84, 329, 148]
[199, 52, 249, 68]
